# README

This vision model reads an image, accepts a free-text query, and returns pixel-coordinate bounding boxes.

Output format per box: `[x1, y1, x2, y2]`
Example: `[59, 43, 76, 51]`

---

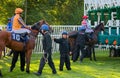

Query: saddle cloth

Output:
[11, 32, 29, 42]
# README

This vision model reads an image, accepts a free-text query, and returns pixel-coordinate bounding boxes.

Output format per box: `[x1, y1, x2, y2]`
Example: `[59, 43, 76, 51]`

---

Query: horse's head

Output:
[31, 22, 41, 31]
[99, 23, 104, 31]
[94, 23, 104, 32]
[31, 20, 53, 35]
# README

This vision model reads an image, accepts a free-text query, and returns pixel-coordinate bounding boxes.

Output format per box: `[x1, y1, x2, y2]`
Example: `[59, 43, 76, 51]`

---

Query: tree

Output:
[0, 0, 84, 25]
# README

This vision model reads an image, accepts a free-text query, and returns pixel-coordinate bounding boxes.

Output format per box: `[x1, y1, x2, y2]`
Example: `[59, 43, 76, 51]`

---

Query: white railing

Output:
[1, 25, 120, 53]
[33, 25, 79, 53]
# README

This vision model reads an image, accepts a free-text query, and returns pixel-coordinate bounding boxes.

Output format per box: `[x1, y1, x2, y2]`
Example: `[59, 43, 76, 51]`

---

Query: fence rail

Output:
[1, 25, 119, 53]
[33, 25, 79, 53]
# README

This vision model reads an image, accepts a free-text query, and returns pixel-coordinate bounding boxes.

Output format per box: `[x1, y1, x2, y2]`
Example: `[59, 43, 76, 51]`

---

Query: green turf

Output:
[1, 50, 120, 78]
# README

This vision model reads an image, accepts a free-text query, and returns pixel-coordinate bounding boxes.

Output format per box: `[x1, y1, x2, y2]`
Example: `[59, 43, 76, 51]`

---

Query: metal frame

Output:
[84, 0, 120, 15]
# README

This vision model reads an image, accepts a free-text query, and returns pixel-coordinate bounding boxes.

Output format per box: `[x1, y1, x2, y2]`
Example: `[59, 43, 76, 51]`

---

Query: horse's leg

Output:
[0, 52, 2, 59]
[26, 50, 32, 73]
[80, 48, 86, 63]
[0, 42, 5, 59]
[3, 48, 5, 57]
[73, 47, 80, 62]
[89, 47, 92, 61]
[0, 43, 5, 76]
[0, 51, 2, 77]
[92, 47, 96, 61]
[0, 50, 2, 77]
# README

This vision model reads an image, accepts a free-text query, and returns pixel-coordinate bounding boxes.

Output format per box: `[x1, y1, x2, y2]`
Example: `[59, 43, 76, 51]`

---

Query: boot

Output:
[34, 72, 42, 76]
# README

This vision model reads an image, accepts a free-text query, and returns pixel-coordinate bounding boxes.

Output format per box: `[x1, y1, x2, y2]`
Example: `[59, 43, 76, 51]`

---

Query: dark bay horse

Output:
[68, 23, 104, 61]
[0, 20, 52, 76]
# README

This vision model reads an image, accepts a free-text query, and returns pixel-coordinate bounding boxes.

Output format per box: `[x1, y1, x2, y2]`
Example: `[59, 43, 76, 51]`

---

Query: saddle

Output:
[11, 32, 29, 43]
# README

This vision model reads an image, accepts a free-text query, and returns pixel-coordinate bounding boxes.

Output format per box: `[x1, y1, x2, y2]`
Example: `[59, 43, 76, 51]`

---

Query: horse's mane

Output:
[94, 24, 100, 30]
[31, 20, 53, 34]
[94, 23, 103, 30]
[31, 22, 40, 31]
[40, 20, 50, 26]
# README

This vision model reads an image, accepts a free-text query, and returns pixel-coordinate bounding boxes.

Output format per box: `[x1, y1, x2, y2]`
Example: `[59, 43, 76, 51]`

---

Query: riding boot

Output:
[25, 35, 30, 42]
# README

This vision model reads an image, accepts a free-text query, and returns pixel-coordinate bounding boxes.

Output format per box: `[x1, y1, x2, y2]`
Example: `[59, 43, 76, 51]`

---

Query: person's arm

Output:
[18, 18, 26, 27]
[54, 38, 62, 43]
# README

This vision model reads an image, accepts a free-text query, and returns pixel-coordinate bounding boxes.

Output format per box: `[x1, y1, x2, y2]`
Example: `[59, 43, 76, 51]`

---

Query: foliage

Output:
[1, 50, 120, 78]
[0, 0, 25, 24]
[0, 0, 84, 25]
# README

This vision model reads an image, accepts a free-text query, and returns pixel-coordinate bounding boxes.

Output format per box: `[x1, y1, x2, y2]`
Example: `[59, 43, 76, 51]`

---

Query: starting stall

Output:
[84, 0, 120, 57]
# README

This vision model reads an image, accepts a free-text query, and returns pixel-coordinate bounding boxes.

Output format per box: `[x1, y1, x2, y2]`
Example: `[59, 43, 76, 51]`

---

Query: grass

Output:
[1, 50, 120, 78]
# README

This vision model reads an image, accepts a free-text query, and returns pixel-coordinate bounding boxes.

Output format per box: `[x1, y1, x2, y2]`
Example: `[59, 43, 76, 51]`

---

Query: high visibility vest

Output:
[12, 14, 22, 30]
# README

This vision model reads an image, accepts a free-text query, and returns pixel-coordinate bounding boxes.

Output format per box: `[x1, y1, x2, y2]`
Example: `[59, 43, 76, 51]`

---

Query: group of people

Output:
[34, 15, 93, 76]
[4, 7, 93, 76]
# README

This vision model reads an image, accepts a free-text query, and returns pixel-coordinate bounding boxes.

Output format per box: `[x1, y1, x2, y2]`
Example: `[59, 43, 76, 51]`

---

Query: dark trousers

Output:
[10, 50, 25, 71]
[73, 44, 85, 62]
[38, 53, 56, 74]
[59, 54, 71, 70]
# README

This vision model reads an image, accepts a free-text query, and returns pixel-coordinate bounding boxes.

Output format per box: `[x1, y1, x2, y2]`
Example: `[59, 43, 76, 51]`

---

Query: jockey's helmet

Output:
[82, 15, 88, 19]
[62, 31, 68, 35]
[41, 24, 49, 31]
[78, 26, 86, 31]
[15, 8, 23, 14]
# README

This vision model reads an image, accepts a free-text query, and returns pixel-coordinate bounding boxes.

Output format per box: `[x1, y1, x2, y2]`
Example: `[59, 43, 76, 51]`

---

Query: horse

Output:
[68, 23, 104, 61]
[0, 20, 52, 76]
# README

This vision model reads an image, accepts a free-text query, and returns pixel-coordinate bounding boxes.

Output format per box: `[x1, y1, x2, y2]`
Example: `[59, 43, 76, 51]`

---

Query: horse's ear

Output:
[99, 20, 101, 24]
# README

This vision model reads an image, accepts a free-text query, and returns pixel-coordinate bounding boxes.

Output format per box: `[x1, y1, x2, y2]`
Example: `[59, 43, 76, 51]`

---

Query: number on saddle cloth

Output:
[11, 32, 28, 42]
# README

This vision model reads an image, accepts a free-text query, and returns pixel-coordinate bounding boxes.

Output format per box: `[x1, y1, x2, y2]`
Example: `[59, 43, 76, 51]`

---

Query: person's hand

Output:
[25, 26, 31, 30]
[69, 51, 72, 56]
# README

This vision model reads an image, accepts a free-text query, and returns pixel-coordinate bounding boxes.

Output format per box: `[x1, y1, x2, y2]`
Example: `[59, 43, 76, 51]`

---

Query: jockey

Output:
[81, 15, 94, 40]
[12, 8, 30, 34]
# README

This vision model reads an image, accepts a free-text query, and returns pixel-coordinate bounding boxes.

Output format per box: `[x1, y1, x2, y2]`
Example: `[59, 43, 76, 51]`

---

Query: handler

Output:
[73, 26, 87, 62]
[34, 24, 57, 76]
[53, 31, 71, 71]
